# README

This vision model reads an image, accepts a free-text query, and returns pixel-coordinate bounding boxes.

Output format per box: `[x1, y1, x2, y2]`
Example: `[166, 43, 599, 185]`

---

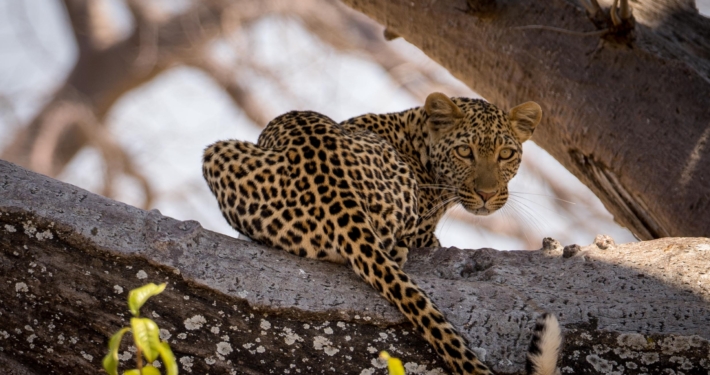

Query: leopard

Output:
[202, 92, 562, 375]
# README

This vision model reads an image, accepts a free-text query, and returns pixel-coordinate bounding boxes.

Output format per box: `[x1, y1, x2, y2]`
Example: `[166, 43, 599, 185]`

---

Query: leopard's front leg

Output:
[335, 210, 493, 375]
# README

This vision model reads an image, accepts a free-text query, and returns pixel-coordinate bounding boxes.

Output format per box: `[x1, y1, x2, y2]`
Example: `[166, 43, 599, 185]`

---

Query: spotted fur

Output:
[202, 93, 559, 374]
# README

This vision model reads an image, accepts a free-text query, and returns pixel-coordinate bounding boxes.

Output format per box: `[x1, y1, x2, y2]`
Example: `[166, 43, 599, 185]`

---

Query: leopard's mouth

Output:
[459, 193, 489, 216]
[459, 192, 505, 216]
[469, 206, 493, 216]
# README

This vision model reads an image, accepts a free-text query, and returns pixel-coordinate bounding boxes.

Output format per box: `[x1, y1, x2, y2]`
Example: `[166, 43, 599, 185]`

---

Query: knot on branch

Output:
[585, 0, 636, 45]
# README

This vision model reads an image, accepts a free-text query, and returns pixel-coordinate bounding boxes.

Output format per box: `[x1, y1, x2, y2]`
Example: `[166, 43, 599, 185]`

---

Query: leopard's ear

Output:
[509, 102, 542, 143]
[425, 92, 464, 139]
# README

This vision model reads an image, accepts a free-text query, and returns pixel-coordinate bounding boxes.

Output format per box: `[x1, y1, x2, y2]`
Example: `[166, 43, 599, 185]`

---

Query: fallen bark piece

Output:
[1, 159, 709, 374]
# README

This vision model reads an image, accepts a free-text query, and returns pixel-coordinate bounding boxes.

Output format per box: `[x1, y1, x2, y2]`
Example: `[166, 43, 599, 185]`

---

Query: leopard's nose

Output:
[475, 189, 498, 202]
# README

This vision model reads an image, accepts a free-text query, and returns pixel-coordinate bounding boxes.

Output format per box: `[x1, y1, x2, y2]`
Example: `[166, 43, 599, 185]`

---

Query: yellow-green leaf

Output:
[131, 317, 161, 362]
[103, 327, 130, 375]
[123, 369, 140, 375]
[158, 341, 178, 375]
[379, 351, 406, 375]
[141, 366, 162, 375]
[128, 283, 167, 316]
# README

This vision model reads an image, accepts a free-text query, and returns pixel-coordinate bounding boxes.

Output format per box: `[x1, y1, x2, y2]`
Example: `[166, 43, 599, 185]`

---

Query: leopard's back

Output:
[204, 110, 418, 264]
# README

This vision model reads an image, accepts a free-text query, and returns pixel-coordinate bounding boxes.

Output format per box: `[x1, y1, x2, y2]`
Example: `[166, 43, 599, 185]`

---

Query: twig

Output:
[619, 0, 632, 21]
[611, 0, 621, 26]
[579, 0, 601, 16]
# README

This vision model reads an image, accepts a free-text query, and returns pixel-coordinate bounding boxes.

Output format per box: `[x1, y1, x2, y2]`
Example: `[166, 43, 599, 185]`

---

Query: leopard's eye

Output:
[499, 148, 516, 160]
[455, 145, 473, 159]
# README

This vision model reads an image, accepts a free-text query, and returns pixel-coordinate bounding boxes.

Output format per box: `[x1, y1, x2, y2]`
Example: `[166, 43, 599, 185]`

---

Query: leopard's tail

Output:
[525, 313, 562, 375]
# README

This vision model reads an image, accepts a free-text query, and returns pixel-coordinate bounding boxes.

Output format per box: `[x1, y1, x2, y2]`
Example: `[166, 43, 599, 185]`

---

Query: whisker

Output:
[508, 191, 579, 206]
[506, 199, 548, 236]
[419, 187, 458, 191]
[427, 196, 459, 218]
[436, 205, 458, 242]
[507, 196, 577, 222]
[422, 195, 459, 219]
[420, 183, 456, 188]
[419, 184, 458, 191]
[500, 204, 534, 248]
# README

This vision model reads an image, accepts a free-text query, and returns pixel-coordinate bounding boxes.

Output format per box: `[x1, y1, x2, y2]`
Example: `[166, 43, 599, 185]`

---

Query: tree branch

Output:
[2, 160, 709, 374]
[340, 0, 710, 239]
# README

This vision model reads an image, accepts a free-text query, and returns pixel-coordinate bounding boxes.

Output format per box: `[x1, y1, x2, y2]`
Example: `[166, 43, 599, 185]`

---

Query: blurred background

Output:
[6, 0, 693, 250]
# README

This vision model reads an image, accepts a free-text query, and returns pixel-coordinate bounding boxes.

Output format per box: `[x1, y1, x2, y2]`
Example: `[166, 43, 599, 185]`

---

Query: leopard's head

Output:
[424, 92, 542, 216]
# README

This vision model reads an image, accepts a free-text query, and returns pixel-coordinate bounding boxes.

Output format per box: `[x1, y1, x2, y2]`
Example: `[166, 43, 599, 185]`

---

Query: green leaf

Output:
[131, 317, 161, 362]
[158, 341, 178, 375]
[103, 327, 130, 375]
[128, 283, 167, 316]
[123, 370, 140, 375]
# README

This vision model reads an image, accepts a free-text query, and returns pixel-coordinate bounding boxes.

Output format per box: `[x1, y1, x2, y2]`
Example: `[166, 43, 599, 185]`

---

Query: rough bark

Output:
[2, 160, 710, 374]
[340, 0, 710, 240]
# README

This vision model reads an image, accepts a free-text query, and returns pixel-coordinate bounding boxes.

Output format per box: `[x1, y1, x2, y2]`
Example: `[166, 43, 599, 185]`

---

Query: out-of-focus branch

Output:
[29, 98, 153, 208]
[1, 0, 227, 177]
[0, 95, 20, 130]
[216, 0, 473, 101]
[61, 0, 93, 53]
[2, 0, 476, 179]
[1, 0, 235, 208]
[290, 1, 473, 100]
[188, 56, 274, 127]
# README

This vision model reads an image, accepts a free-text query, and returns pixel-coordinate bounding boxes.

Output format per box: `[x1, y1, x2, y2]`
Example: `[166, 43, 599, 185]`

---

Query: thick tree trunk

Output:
[2, 160, 709, 374]
[340, 0, 710, 240]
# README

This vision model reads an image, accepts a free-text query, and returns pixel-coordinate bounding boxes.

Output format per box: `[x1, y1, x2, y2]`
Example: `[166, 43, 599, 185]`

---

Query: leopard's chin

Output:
[460, 198, 488, 215]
